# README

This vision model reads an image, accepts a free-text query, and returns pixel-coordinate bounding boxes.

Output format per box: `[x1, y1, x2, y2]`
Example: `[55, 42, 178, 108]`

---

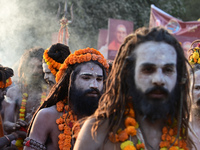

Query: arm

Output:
[0, 132, 18, 148]
[24, 108, 52, 150]
[3, 85, 24, 133]
[74, 117, 108, 150]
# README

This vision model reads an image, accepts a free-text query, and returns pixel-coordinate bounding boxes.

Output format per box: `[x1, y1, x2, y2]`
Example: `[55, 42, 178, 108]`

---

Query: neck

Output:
[136, 114, 164, 150]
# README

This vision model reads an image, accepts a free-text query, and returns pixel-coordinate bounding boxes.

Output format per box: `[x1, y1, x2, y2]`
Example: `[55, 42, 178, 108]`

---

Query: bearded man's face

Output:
[69, 62, 104, 117]
[132, 41, 177, 121]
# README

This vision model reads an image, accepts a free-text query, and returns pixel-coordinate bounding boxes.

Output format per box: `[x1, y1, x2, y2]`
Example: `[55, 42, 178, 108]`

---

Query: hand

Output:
[14, 130, 27, 139]
[13, 119, 28, 130]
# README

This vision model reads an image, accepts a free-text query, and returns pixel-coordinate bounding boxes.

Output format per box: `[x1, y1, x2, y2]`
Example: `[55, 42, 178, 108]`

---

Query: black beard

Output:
[0, 96, 4, 110]
[131, 85, 178, 122]
[192, 107, 200, 118]
[69, 85, 102, 117]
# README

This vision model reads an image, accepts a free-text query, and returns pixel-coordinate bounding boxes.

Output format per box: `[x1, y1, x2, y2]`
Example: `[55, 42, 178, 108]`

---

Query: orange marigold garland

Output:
[108, 107, 189, 150]
[56, 101, 80, 150]
[43, 49, 62, 76]
[0, 77, 12, 88]
[56, 47, 109, 82]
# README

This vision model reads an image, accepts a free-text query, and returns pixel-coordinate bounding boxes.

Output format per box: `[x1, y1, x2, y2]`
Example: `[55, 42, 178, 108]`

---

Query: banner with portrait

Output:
[149, 4, 200, 56]
[107, 18, 133, 60]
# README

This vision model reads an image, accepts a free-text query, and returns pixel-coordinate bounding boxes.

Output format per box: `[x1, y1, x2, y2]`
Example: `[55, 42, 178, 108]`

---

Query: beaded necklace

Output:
[56, 100, 81, 150]
[108, 107, 189, 150]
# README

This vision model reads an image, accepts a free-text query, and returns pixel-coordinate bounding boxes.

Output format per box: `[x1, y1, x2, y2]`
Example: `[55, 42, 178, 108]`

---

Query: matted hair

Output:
[0, 65, 14, 87]
[91, 27, 192, 146]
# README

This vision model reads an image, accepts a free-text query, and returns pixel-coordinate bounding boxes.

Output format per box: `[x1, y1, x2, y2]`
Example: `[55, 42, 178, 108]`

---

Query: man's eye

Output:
[194, 86, 200, 90]
[97, 78, 103, 82]
[163, 67, 174, 74]
[141, 67, 154, 74]
[82, 76, 90, 80]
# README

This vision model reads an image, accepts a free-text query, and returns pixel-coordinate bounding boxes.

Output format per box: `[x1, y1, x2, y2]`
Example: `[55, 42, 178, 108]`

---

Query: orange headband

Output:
[0, 77, 12, 88]
[43, 49, 62, 76]
[56, 47, 109, 82]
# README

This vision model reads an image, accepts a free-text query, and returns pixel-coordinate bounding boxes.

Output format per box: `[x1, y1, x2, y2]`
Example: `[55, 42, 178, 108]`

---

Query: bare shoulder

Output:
[28, 105, 61, 143]
[74, 117, 109, 150]
[5, 84, 21, 103]
[33, 105, 60, 125]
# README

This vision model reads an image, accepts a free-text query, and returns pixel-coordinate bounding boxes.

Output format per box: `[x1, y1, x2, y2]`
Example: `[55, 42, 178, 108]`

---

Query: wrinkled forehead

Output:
[134, 41, 177, 66]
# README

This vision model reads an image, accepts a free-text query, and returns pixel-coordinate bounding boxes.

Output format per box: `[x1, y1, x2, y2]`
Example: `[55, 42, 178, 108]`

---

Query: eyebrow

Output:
[80, 73, 103, 78]
[140, 63, 175, 68]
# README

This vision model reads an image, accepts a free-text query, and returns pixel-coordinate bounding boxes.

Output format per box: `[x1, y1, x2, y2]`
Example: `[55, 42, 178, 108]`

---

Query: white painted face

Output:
[134, 41, 177, 99]
[42, 62, 56, 86]
[74, 62, 103, 97]
[192, 70, 200, 106]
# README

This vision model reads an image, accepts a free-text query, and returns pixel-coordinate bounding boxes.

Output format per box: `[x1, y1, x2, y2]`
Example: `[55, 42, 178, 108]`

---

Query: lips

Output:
[87, 91, 98, 97]
[147, 90, 167, 99]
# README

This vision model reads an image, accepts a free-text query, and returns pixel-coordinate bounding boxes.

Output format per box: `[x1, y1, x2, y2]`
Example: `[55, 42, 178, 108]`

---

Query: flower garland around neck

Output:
[43, 49, 62, 76]
[108, 105, 189, 150]
[0, 77, 12, 88]
[56, 100, 81, 150]
[56, 47, 109, 83]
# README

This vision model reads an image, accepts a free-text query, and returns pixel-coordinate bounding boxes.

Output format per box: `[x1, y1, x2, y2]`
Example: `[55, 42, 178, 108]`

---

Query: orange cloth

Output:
[108, 40, 121, 51]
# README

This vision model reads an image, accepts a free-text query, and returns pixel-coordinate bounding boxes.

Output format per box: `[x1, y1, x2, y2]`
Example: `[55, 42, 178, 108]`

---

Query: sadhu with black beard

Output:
[24, 47, 109, 150]
[74, 27, 194, 150]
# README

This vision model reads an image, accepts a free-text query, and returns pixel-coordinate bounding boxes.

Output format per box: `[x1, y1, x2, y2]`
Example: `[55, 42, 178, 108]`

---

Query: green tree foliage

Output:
[2, 0, 198, 66]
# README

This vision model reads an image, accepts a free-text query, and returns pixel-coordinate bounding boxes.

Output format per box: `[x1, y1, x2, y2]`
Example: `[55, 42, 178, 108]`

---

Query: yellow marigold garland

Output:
[188, 40, 200, 66]
[43, 49, 62, 76]
[56, 47, 109, 82]
[108, 105, 189, 150]
[0, 77, 12, 88]
[56, 101, 81, 150]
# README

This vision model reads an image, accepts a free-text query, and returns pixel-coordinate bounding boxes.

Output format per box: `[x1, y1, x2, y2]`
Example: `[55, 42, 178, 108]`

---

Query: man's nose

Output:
[152, 69, 165, 86]
[90, 79, 98, 89]
[44, 74, 49, 80]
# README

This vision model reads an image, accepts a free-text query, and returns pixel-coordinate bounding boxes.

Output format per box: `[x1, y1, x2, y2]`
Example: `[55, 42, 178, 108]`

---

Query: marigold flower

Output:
[125, 126, 137, 136]
[125, 117, 136, 127]
[136, 143, 145, 149]
[123, 145, 136, 150]
[162, 126, 168, 134]
[58, 133, 65, 140]
[118, 130, 128, 142]
[58, 124, 64, 131]
[160, 141, 170, 148]
[169, 146, 179, 150]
